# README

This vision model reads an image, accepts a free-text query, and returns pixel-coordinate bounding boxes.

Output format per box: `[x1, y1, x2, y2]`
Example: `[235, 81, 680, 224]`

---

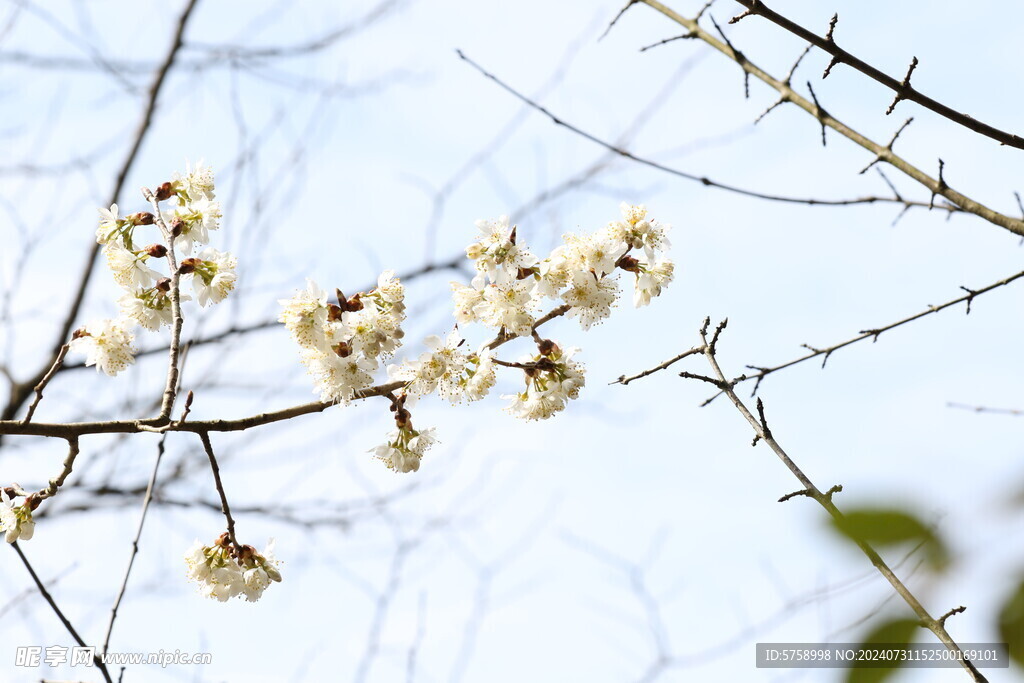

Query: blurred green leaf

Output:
[846, 617, 919, 683]
[998, 577, 1024, 668]
[830, 507, 948, 571]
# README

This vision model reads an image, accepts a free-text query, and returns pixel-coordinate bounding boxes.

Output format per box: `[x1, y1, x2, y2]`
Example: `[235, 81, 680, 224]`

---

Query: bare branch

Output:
[457, 50, 950, 215]
[730, 0, 1024, 150]
[683, 322, 987, 682]
[638, 0, 1024, 237]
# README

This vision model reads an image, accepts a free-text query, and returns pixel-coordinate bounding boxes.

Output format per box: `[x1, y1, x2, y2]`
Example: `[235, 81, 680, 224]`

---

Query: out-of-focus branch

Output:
[10, 542, 113, 682]
[1, 0, 202, 423]
[728, 0, 1024, 150]
[101, 433, 167, 656]
[623, 1, 1024, 238]
[946, 402, 1023, 417]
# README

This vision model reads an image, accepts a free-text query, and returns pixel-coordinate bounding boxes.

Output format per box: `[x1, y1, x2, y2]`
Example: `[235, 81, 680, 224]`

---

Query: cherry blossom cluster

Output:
[0, 488, 36, 543]
[278, 272, 407, 403]
[71, 163, 237, 375]
[184, 534, 281, 602]
[281, 203, 673, 474]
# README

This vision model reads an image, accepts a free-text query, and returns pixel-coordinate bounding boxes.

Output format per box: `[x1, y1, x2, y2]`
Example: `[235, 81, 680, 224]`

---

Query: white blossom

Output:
[371, 426, 437, 473]
[450, 281, 487, 326]
[118, 288, 189, 330]
[69, 318, 137, 376]
[561, 270, 618, 330]
[169, 197, 222, 253]
[104, 242, 161, 290]
[184, 541, 243, 602]
[477, 280, 537, 337]
[241, 540, 282, 602]
[606, 202, 671, 259]
[462, 349, 496, 402]
[633, 258, 675, 307]
[0, 490, 35, 544]
[184, 538, 281, 603]
[466, 216, 538, 286]
[300, 349, 377, 403]
[279, 279, 331, 351]
[190, 248, 238, 307]
[96, 204, 123, 245]
[174, 160, 216, 202]
[503, 345, 585, 421]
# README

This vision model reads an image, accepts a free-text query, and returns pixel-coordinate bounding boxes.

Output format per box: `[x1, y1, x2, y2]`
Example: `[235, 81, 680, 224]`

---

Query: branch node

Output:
[806, 81, 828, 146]
[938, 605, 966, 627]
[886, 56, 918, 115]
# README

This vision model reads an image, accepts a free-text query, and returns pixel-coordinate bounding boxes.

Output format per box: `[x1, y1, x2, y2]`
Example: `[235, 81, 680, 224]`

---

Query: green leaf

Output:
[845, 617, 919, 683]
[997, 577, 1024, 668]
[830, 507, 948, 571]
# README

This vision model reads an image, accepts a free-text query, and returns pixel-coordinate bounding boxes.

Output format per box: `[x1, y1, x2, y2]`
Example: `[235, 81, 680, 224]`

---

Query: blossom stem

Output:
[198, 431, 238, 548]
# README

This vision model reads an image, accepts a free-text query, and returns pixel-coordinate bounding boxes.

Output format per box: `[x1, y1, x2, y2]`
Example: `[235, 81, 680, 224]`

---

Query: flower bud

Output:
[215, 532, 231, 547]
[131, 212, 155, 225]
[537, 338, 558, 357]
[615, 255, 641, 273]
[146, 243, 168, 258]
[394, 408, 412, 429]
[169, 217, 184, 238]
[327, 303, 343, 322]
[178, 258, 198, 275]
[26, 494, 41, 511]
[332, 341, 352, 358]
[343, 293, 363, 312]
[155, 277, 172, 292]
[154, 182, 174, 202]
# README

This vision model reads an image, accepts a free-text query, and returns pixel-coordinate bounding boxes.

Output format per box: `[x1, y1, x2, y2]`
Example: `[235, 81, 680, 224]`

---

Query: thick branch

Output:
[731, 0, 1024, 150]
[637, 0, 1024, 237]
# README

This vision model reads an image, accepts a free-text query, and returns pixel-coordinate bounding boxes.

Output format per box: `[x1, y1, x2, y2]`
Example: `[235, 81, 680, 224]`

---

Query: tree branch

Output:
[729, 0, 1024, 150]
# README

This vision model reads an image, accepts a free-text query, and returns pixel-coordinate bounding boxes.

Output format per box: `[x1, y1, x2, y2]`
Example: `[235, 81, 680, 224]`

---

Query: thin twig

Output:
[198, 431, 238, 547]
[22, 343, 70, 424]
[616, 269, 1024, 394]
[33, 437, 80, 501]
[946, 402, 1024, 417]
[612, 345, 705, 385]
[456, 50, 947, 215]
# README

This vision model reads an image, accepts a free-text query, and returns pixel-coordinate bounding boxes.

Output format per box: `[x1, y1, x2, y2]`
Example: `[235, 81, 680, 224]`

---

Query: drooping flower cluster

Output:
[184, 534, 281, 602]
[73, 163, 237, 375]
[503, 341, 586, 421]
[282, 202, 673, 474]
[0, 490, 36, 543]
[279, 271, 406, 404]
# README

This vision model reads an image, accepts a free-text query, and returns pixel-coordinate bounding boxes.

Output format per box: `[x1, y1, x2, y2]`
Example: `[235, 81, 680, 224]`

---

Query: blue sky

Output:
[1, 1, 1022, 681]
